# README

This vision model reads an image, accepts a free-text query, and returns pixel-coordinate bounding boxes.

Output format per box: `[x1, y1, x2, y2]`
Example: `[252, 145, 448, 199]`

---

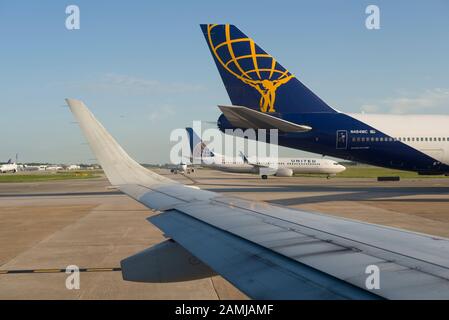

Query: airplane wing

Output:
[218, 105, 312, 133]
[66, 99, 449, 300]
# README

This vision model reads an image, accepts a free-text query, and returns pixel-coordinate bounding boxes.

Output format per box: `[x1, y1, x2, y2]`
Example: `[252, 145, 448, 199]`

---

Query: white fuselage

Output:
[348, 113, 449, 166]
[198, 155, 345, 175]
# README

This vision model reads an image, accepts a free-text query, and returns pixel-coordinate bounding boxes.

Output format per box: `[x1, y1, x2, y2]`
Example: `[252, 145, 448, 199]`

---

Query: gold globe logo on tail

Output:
[207, 24, 293, 113]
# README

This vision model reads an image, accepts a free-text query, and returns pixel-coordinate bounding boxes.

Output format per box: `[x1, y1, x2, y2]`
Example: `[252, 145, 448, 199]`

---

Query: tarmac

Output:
[1, 168, 449, 299]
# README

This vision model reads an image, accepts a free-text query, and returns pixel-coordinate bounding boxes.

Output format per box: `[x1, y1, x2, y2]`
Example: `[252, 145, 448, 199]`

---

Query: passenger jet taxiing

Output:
[186, 127, 345, 178]
[201, 24, 449, 175]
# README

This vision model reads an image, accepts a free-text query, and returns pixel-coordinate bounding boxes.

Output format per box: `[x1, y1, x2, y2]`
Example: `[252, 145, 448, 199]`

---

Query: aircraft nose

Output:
[337, 165, 346, 172]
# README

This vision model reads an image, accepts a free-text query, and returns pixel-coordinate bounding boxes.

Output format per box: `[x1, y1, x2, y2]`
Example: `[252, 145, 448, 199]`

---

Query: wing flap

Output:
[125, 182, 449, 299]
[150, 210, 378, 300]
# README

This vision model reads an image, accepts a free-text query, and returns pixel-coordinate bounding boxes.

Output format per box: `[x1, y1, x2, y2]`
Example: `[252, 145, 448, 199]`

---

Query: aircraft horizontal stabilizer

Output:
[218, 105, 312, 133]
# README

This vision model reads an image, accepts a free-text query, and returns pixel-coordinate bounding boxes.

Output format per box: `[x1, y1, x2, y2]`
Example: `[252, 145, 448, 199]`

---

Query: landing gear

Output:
[261, 175, 268, 180]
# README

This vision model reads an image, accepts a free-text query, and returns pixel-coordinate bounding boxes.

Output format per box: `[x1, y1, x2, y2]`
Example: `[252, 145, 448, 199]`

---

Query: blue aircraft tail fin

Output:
[200, 24, 336, 115]
[6, 159, 12, 164]
[185, 127, 214, 159]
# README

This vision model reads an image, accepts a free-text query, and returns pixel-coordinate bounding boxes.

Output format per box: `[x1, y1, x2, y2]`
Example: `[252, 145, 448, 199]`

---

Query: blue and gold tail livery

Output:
[200, 24, 336, 114]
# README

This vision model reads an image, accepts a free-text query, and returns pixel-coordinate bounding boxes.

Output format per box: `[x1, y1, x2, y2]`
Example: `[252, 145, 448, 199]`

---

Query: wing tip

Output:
[65, 98, 85, 111]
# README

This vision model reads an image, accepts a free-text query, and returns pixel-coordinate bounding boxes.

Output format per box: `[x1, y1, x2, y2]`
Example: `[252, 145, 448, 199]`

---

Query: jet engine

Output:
[217, 113, 233, 133]
[275, 168, 294, 177]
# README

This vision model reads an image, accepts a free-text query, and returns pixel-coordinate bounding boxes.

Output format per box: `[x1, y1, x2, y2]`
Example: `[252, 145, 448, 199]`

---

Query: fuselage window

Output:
[438, 137, 441, 141]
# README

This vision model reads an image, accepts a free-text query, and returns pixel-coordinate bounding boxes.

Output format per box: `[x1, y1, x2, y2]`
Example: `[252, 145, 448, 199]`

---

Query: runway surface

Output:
[1, 168, 449, 299]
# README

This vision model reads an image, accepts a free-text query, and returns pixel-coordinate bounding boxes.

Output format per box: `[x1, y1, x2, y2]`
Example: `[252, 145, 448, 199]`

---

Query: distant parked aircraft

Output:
[0, 159, 18, 173]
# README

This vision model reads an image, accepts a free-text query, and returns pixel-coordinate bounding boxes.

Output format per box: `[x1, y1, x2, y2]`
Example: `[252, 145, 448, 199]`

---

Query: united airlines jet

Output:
[186, 127, 345, 178]
[201, 24, 449, 175]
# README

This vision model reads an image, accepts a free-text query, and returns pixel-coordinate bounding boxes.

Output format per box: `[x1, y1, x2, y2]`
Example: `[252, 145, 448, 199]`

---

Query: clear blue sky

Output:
[1, 0, 448, 163]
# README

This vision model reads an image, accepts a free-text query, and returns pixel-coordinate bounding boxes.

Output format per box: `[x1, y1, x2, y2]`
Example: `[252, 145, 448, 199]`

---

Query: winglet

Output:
[65, 99, 174, 187]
